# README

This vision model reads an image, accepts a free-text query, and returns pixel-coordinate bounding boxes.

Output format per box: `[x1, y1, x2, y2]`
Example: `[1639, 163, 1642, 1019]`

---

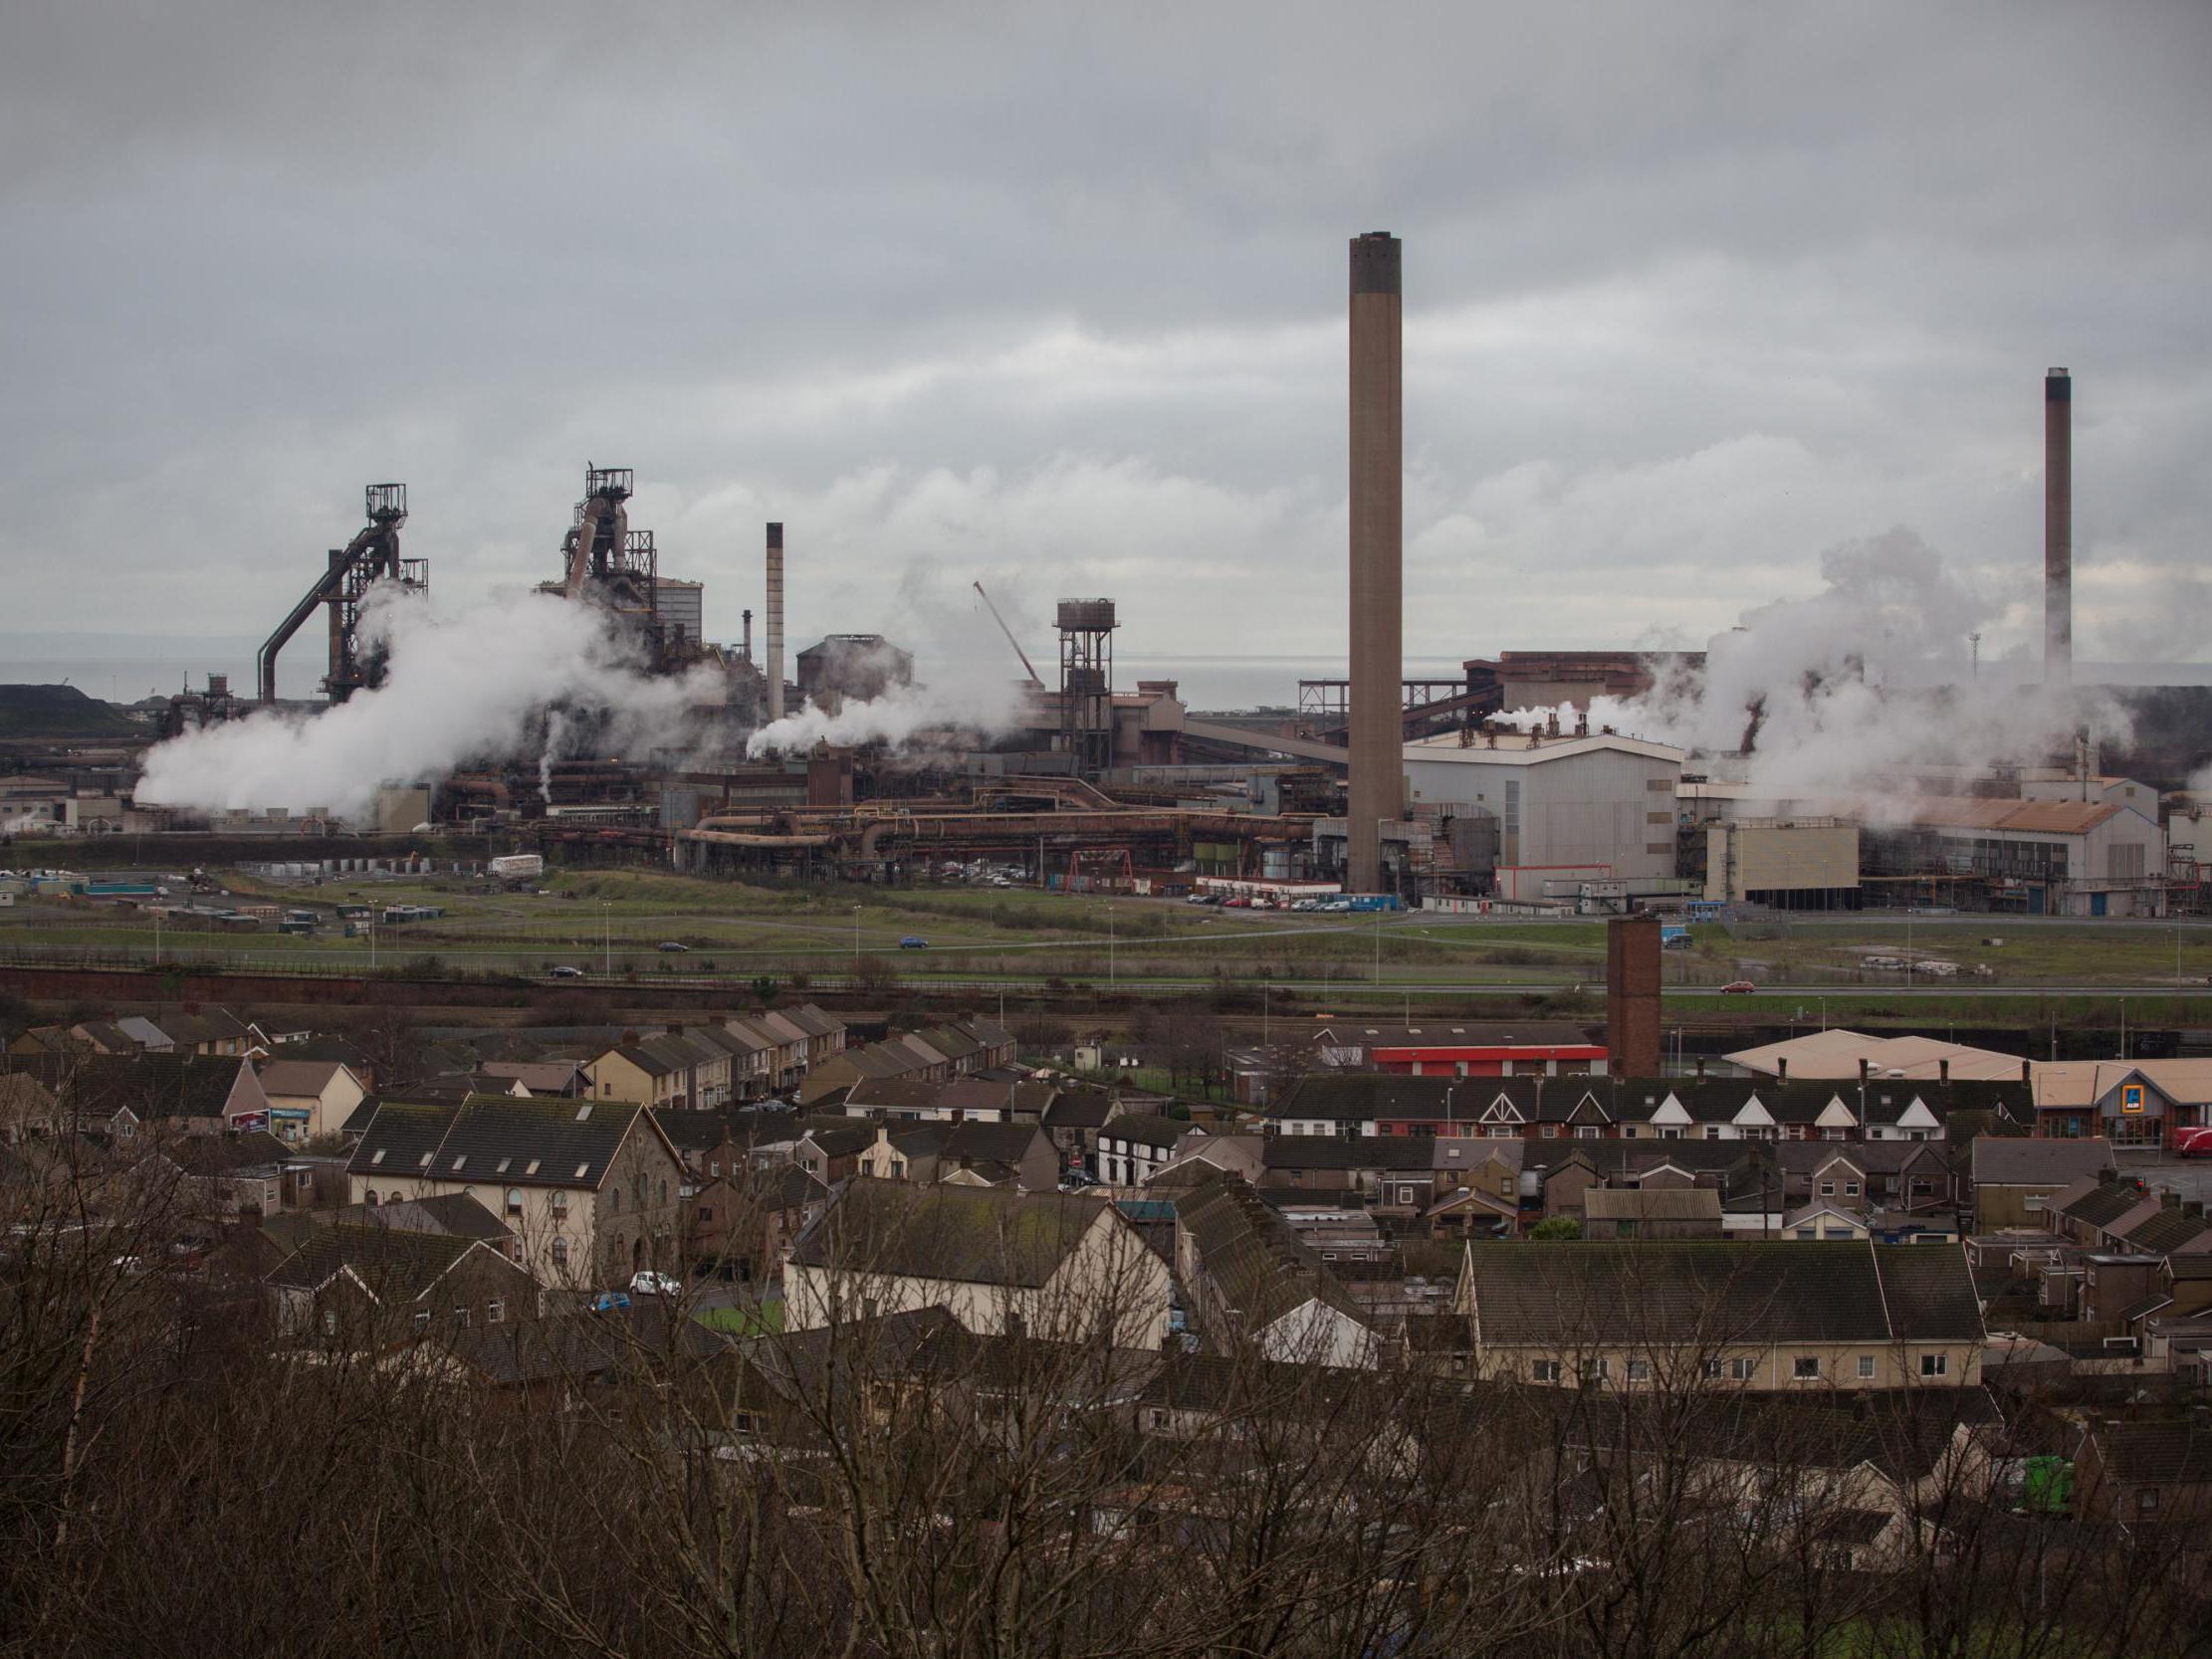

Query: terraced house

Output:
[1454, 1240, 1987, 1390]
[1265, 1073, 2028, 1143]
[347, 1094, 687, 1288]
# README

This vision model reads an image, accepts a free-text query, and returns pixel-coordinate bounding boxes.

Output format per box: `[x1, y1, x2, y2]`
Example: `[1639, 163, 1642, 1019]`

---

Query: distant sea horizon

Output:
[5, 634, 2209, 716]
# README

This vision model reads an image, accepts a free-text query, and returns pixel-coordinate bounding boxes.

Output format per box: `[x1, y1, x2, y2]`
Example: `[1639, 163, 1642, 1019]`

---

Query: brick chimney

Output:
[1604, 915, 1661, 1079]
[1778, 1057, 1789, 1082]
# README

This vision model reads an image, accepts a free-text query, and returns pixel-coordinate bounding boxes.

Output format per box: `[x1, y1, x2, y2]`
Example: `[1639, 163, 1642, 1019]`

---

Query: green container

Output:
[2022, 1455, 2073, 1514]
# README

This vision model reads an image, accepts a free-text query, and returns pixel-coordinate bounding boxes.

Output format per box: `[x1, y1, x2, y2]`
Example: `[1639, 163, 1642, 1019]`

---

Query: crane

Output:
[973, 581, 1043, 687]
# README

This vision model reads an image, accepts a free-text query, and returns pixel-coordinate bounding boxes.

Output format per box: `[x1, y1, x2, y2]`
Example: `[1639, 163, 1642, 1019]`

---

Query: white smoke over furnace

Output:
[1494, 528, 2131, 798]
[136, 587, 724, 822]
[748, 563, 1035, 758]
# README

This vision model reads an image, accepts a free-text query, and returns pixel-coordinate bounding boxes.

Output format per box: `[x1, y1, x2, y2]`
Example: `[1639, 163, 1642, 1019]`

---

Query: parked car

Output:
[590, 1291, 632, 1313]
[628, 1270, 684, 1298]
[548, 964, 584, 978]
[2174, 1125, 2212, 1157]
[1720, 979, 1758, 993]
[1223, 897, 1251, 909]
[657, 941, 690, 952]
[899, 935, 930, 949]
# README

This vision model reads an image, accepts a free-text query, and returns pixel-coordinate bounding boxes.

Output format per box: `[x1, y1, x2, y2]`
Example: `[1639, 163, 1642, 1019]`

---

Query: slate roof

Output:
[168, 1130, 293, 1174]
[1261, 1136, 1436, 1172]
[1042, 1089, 1113, 1130]
[339, 1192, 514, 1241]
[267, 1034, 373, 1069]
[1100, 1113, 1187, 1149]
[347, 1095, 652, 1189]
[1583, 1187, 1724, 1221]
[1174, 1173, 1366, 1331]
[1464, 1241, 1983, 1347]
[2058, 1180, 2152, 1230]
[842, 1077, 947, 1114]
[1970, 1137, 2115, 1185]
[652, 1108, 745, 1155]
[788, 1179, 1108, 1287]
[476, 1059, 588, 1095]
[265, 1223, 487, 1303]
[64, 1053, 248, 1122]
[2120, 1207, 2212, 1255]
[939, 1122, 1049, 1165]
[2095, 1421, 2212, 1487]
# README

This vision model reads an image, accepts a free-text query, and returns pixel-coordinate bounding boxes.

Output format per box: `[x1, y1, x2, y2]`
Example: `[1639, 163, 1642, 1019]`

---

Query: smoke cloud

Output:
[1500, 528, 2130, 798]
[749, 564, 1033, 758]
[136, 586, 722, 822]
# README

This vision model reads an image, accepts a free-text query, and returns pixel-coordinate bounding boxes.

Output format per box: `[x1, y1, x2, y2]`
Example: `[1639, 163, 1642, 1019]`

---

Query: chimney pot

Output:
[1778, 1057, 1788, 1082]
[1939, 1058, 1951, 1083]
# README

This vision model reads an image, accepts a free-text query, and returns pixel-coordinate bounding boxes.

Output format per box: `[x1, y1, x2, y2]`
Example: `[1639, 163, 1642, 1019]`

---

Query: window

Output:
[2137, 1488, 2159, 1513]
[487, 1300, 505, 1325]
[1703, 1359, 1723, 1379]
[659, 1179, 669, 1207]
[506, 1187, 523, 1216]
[552, 1191, 569, 1221]
[1795, 1227, 1818, 1240]
[321, 1309, 337, 1337]
[1845, 1182, 1861, 1198]
[453, 1307, 470, 1329]
[611, 1187, 621, 1214]
[552, 1237, 568, 1267]
[698, 1207, 713, 1224]
[364, 1188, 379, 1206]
[1730, 1358, 1757, 1380]
[1793, 1356, 1821, 1380]
[1576, 1127, 1601, 1141]
[1531, 1359, 1562, 1382]
[1706, 1126, 1725, 1140]
[1819, 1181, 1836, 1197]
[1919, 1352, 1947, 1378]
[413, 1311, 430, 1334]
[1627, 1358, 1651, 1382]
[1858, 1353, 1877, 1379]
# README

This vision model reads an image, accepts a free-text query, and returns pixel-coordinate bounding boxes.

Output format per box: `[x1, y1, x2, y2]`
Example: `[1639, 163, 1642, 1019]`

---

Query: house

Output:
[783, 1179, 1172, 1349]
[583, 1028, 731, 1110]
[252, 1057, 367, 1142]
[1096, 1115, 1187, 1187]
[1778, 1200, 1872, 1242]
[60, 1053, 270, 1141]
[164, 1129, 314, 1216]
[687, 1162, 827, 1285]
[1581, 1187, 1725, 1240]
[475, 1059, 590, 1097]
[793, 1121, 874, 1185]
[260, 1191, 518, 1270]
[345, 1094, 688, 1288]
[1426, 1138, 1526, 1237]
[97, 1007, 255, 1058]
[1172, 1173, 1378, 1368]
[2073, 1421, 2212, 1525]
[1040, 1087, 1113, 1174]
[1970, 1137, 2115, 1230]
[265, 1223, 542, 1344]
[798, 1039, 942, 1107]
[0, 1072, 59, 1143]
[1454, 1240, 1986, 1389]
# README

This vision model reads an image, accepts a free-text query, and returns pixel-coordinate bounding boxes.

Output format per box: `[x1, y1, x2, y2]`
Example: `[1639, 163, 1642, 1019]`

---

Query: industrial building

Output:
[1396, 724, 1685, 889]
[1701, 818, 1861, 908]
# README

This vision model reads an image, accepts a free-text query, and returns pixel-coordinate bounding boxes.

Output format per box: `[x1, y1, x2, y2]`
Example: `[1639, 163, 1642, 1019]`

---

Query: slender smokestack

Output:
[1347, 231, 1403, 895]
[2045, 368, 2071, 688]
[766, 522, 785, 724]
[742, 607, 753, 666]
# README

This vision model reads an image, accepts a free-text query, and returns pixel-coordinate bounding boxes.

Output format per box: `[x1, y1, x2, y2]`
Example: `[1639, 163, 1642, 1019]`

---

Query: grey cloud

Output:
[2, 0, 2208, 680]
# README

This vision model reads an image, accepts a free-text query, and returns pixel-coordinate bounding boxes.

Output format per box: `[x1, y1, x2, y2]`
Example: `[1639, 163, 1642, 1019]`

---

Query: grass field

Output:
[8, 866, 2212, 1021]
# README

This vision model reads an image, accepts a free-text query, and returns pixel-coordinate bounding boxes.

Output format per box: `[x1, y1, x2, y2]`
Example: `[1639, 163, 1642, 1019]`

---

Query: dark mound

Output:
[0, 683, 141, 739]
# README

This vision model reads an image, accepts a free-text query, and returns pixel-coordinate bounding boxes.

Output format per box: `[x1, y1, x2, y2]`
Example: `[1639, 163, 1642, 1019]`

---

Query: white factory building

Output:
[1400, 728, 1685, 886]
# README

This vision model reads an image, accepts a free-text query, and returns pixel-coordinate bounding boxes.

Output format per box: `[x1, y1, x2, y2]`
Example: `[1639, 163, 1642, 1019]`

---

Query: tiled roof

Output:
[2121, 1207, 2212, 1255]
[1261, 1136, 1435, 1172]
[2058, 1180, 2151, 1230]
[2096, 1421, 2212, 1486]
[1041, 1089, 1112, 1130]
[65, 1054, 248, 1122]
[265, 1223, 483, 1302]
[1100, 1114, 1187, 1149]
[788, 1179, 1109, 1288]
[256, 1058, 350, 1098]
[1583, 1187, 1723, 1221]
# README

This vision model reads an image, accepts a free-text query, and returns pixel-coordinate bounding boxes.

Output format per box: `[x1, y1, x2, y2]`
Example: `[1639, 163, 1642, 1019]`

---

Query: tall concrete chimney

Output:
[2045, 368, 2071, 688]
[1347, 231, 1403, 895]
[765, 522, 785, 723]
[742, 607, 753, 666]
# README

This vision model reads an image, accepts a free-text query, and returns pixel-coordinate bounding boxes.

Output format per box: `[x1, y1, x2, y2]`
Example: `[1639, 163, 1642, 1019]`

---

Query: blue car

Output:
[590, 1291, 632, 1313]
[899, 935, 930, 949]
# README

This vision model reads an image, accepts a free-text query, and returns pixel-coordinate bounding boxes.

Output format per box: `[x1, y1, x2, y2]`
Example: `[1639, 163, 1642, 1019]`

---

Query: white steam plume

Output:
[748, 565, 1032, 758]
[137, 586, 724, 822]
[1496, 528, 2129, 797]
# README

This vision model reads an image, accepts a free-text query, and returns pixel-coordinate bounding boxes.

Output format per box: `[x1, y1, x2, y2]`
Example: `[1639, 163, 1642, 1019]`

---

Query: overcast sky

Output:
[4, 0, 2207, 679]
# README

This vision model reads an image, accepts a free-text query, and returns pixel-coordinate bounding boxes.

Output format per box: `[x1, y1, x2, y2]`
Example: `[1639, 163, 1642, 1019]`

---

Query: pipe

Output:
[766, 522, 785, 723]
[2045, 368, 2072, 688]
[684, 829, 836, 849]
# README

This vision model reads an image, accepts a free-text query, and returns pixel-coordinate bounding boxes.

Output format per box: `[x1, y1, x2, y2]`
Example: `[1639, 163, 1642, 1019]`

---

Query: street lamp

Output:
[852, 904, 861, 965]
[602, 902, 611, 975]
[1108, 905, 1117, 988]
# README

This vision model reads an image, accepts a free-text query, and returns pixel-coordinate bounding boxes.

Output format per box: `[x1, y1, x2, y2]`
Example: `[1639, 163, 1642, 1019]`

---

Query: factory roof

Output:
[1726, 1029, 2028, 1083]
[1403, 730, 1684, 766]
